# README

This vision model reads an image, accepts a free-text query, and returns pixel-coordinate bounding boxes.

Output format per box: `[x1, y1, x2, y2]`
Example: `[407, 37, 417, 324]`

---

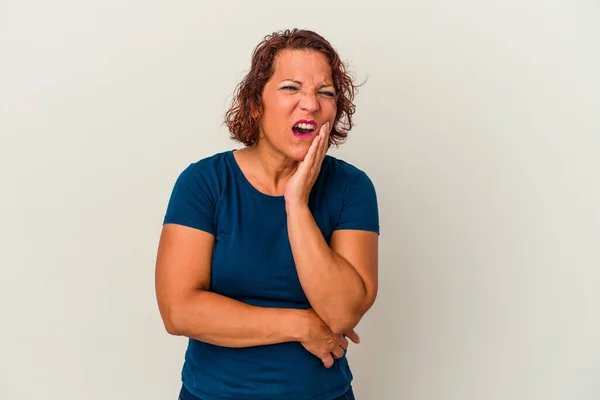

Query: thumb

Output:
[344, 329, 361, 344]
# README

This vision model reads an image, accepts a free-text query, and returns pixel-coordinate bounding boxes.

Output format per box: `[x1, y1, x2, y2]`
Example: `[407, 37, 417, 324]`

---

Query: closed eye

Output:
[281, 86, 335, 97]
[318, 90, 336, 97]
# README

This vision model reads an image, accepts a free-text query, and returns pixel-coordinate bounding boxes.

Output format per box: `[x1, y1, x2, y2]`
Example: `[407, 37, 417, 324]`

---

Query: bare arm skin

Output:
[154, 223, 357, 367]
[286, 204, 378, 334]
[284, 123, 379, 334]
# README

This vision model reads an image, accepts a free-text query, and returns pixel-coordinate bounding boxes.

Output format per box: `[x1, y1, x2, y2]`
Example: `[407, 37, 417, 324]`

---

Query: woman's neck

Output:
[235, 142, 298, 196]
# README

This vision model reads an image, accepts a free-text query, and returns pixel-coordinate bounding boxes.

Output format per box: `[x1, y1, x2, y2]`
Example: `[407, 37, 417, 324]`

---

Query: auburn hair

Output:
[224, 29, 360, 147]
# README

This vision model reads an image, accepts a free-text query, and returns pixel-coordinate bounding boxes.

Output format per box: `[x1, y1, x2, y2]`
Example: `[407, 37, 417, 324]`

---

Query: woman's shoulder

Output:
[184, 150, 232, 173]
[163, 151, 234, 231]
[174, 150, 234, 183]
[322, 154, 373, 186]
[170, 150, 234, 196]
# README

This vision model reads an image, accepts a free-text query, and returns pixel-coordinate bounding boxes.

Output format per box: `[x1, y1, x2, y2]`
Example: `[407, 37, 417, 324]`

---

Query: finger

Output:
[331, 346, 344, 359]
[318, 122, 330, 159]
[344, 330, 361, 344]
[312, 122, 329, 172]
[337, 335, 349, 350]
[305, 134, 321, 165]
[321, 353, 334, 368]
[299, 134, 320, 172]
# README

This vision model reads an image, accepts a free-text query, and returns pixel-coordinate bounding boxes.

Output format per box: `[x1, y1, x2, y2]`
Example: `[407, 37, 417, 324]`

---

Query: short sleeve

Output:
[335, 171, 380, 234]
[163, 163, 216, 234]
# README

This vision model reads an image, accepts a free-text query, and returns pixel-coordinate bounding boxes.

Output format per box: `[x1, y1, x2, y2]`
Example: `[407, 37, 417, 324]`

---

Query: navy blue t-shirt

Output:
[163, 150, 379, 400]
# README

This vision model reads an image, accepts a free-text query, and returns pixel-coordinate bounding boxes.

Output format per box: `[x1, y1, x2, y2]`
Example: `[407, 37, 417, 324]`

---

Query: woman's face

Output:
[258, 49, 337, 162]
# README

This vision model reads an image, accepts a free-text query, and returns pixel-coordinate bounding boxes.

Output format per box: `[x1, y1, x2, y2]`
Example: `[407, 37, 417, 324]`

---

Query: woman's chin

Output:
[287, 146, 310, 162]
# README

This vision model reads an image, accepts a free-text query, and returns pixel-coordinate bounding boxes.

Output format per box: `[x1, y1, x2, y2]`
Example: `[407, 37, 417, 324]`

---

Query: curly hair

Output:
[224, 29, 360, 147]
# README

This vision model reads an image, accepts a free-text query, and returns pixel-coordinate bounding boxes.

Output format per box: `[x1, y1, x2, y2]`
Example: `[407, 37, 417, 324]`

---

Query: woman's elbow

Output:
[327, 314, 361, 335]
[159, 304, 186, 336]
[329, 298, 376, 334]
[163, 317, 183, 336]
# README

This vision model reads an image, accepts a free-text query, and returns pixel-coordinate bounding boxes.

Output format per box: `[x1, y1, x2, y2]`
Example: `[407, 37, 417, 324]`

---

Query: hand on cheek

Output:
[284, 122, 331, 206]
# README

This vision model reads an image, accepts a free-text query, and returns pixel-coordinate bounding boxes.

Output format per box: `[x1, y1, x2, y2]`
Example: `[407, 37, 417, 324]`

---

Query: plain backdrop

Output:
[1, 1, 599, 399]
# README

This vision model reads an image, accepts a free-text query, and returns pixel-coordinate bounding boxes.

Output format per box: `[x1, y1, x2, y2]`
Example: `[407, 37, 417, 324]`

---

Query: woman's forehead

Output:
[272, 49, 333, 83]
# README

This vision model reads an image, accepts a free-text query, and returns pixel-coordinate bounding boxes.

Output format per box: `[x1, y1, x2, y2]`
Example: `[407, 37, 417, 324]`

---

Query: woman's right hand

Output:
[298, 308, 360, 368]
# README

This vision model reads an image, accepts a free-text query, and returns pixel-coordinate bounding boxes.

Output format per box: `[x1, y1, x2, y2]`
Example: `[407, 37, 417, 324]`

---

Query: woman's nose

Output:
[298, 92, 320, 112]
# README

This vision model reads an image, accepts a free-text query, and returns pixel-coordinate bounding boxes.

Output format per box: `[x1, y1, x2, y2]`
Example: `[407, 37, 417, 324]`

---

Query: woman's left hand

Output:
[284, 121, 330, 207]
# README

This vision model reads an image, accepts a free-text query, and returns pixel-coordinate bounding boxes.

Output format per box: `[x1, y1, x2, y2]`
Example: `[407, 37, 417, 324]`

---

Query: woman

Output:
[155, 29, 380, 400]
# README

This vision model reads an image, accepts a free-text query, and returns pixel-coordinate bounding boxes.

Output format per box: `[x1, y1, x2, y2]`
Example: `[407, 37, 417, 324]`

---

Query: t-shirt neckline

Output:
[226, 150, 286, 201]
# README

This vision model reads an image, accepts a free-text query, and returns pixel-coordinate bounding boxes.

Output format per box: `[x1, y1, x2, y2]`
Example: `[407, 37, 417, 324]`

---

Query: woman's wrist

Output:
[280, 308, 309, 342]
[285, 199, 310, 215]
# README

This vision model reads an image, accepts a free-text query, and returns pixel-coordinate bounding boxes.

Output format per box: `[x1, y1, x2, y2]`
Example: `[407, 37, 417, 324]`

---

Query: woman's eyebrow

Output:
[280, 79, 334, 88]
[281, 79, 303, 85]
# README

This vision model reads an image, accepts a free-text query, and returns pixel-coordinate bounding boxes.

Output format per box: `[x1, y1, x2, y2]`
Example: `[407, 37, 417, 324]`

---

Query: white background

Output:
[1, 1, 599, 399]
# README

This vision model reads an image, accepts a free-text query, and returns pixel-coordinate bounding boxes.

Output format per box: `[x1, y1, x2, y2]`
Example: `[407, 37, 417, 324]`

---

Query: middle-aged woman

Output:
[155, 28, 380, 400]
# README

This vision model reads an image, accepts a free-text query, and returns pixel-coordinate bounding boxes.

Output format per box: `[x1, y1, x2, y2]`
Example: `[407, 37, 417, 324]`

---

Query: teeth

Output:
[295, 123, 316, 130]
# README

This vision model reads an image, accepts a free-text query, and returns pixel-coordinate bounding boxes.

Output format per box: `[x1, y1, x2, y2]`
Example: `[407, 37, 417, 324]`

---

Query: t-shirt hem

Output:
[334, 224, 380, 235]
[163, 217, 215, 235]
[180, 381, 351, 400]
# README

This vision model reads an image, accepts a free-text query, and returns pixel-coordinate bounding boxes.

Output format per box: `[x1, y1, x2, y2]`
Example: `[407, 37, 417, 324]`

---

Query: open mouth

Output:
[292, 120, 318, 137]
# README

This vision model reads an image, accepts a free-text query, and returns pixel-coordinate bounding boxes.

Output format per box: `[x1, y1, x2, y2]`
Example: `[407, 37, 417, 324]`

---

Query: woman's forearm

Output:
[286, 202, 368, 333]
[166, 289, 305, 347]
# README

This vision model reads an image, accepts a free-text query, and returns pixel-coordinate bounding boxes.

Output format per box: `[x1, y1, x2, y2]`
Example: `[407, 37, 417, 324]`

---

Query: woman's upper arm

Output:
[330, 230, 379, 311]
[156, 161, 218, 332]
[155, 224, 215, 332]
[331, 170, 380, 312]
